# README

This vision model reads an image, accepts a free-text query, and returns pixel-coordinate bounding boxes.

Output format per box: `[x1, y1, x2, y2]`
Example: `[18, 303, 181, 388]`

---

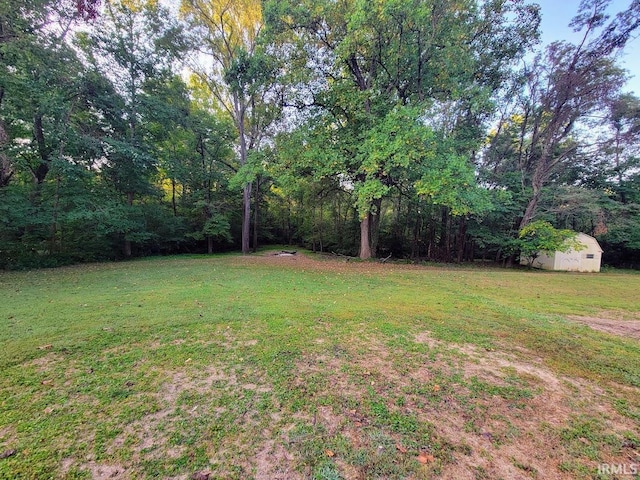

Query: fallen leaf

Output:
[417, 452, 434, 464]
[191, 472, 210, 480]
[41, 380, 53, 386]
[621, 439, 637, 449]
[481, 432, 493, 441]
[395, 444, 408, 454]
[432, 384, 441, 392]
[37, 344, 53, 350]
[0, 449, 16, 459]
[325, 449, 335, 457]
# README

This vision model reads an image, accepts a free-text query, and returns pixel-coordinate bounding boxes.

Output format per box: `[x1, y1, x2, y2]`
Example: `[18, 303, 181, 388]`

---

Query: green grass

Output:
[1, 252, 639, 479]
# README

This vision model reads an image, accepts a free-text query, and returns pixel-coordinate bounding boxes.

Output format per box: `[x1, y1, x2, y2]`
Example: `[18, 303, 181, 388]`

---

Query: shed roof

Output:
[574, 232, 603, 253]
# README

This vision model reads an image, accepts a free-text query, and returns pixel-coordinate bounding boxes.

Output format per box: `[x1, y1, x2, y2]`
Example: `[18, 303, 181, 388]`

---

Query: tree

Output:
[508, 0, 639, 229]
[181, 0, 278, 254]
[604, 93, 640, 203]
[0, 0, 92, 188]
[518, 220, 583, 267]
[154, 81, 237, 254]
[80, 0, 187, 256]
[266, 0, 539, 259]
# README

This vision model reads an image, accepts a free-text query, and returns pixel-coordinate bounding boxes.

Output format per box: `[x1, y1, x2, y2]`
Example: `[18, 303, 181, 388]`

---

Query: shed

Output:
[520, 232, 603, 272]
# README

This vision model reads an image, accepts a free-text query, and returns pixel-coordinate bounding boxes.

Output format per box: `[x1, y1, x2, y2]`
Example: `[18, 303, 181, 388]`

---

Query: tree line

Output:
[1, 0, 639, 269]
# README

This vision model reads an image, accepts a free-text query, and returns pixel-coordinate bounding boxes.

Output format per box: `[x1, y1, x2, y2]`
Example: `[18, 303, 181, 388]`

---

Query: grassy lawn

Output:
[1, 252, 639, 479]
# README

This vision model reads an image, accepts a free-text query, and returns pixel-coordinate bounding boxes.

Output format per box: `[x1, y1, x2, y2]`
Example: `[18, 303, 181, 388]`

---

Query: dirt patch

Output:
[80, 461, 129, 479]
[230, 251, 436, 276]
[100, 364, 241, 471]
[253, 440, 302, 480]
[0, 425, 16, 451]
[568, 314, 640, 340]
[292, 332, 638, 479]
[46, 295, 638, 479]
[162, 365, 235, 402]
[23, 352, 63, 372]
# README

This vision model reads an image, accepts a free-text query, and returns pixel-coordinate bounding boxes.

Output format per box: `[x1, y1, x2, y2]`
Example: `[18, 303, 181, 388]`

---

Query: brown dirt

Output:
[253, 440, 302, 480]
[414, 334, 639, 479]
[80, 461, 129, 479]
[52, 333, 638, 480]
[230, 251, 435, 275]
[568, 313, 640, 340]
[24, 352, 63, 372]
[0, 425, 16, 452]
[290, 332, 639, 480]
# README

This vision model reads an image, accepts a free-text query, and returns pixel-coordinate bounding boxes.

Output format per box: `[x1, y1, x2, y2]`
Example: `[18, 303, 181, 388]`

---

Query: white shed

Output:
[521, 232, 603, 272]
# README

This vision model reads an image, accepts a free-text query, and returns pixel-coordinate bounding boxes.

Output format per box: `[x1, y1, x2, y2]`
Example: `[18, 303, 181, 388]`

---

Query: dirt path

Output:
[568, 314, 640, 340]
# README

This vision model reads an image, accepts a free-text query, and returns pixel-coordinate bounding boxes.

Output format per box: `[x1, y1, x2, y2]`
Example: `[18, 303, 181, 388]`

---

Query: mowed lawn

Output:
[1, 253, 639, 480]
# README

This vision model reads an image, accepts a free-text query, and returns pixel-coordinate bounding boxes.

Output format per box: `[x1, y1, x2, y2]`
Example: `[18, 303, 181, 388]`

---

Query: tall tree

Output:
[605, 93, 640, 203]
[80, 0, 186, 256]
[151, 76, 237, 254]
[181, 0, 277, 254]
[489, 0, 640, 230]
[0, 0, 91, 188]
[266, 0, 539, 258]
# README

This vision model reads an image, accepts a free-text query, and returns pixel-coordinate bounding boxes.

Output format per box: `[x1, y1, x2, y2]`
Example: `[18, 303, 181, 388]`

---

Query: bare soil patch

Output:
[80, 461, 129, 480]
[568, 313, 640, 340]
[253, 440, 302, 480]
[24, 352, 63, 372]
[231, 251, 433, 275]
[289, 333, 638, 479]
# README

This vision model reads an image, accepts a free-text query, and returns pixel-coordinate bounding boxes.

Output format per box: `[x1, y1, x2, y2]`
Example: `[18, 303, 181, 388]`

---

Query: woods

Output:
[1, 0, 640, 269]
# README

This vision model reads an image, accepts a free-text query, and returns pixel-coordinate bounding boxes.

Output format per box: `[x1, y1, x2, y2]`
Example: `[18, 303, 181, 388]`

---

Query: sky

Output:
[535, 0, 640, 95]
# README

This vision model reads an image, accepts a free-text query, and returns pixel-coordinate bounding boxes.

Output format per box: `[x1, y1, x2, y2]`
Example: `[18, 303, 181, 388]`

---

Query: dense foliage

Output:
[1, 0, 639, 268]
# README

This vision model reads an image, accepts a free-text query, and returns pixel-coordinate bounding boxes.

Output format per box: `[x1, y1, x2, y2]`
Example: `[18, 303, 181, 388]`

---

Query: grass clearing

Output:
[1, 252, 639, 479]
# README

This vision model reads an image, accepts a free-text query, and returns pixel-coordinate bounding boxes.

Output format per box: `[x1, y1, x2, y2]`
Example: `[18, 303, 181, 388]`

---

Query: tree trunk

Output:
[32, 113, 50, 185]
[519, 184, 542, 230]
[614, 128, 627, 204]
[371, 197, 382, 258]
[0, 153, 12, 187]
[252, 178, 259, 253]
[0, 116, 13, 187]
[411, 213, 421, 259]
[287, 199, 293, 244]
[319, 202, 324, 253]
[359, 213, 372, 259]
[208, 236, 213, 254]
[438, 207, 448, 248]
[242, 182, 252, 254]
[49, 175, 61, 254]
[236, 95, 251, 255]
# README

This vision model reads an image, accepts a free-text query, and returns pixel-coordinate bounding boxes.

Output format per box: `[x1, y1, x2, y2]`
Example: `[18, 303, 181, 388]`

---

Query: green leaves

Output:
[224, 49, 275, 97]
[354, 179, 389, 218]
[518, 221, 583, 266]
[415, 151, 490, 217]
